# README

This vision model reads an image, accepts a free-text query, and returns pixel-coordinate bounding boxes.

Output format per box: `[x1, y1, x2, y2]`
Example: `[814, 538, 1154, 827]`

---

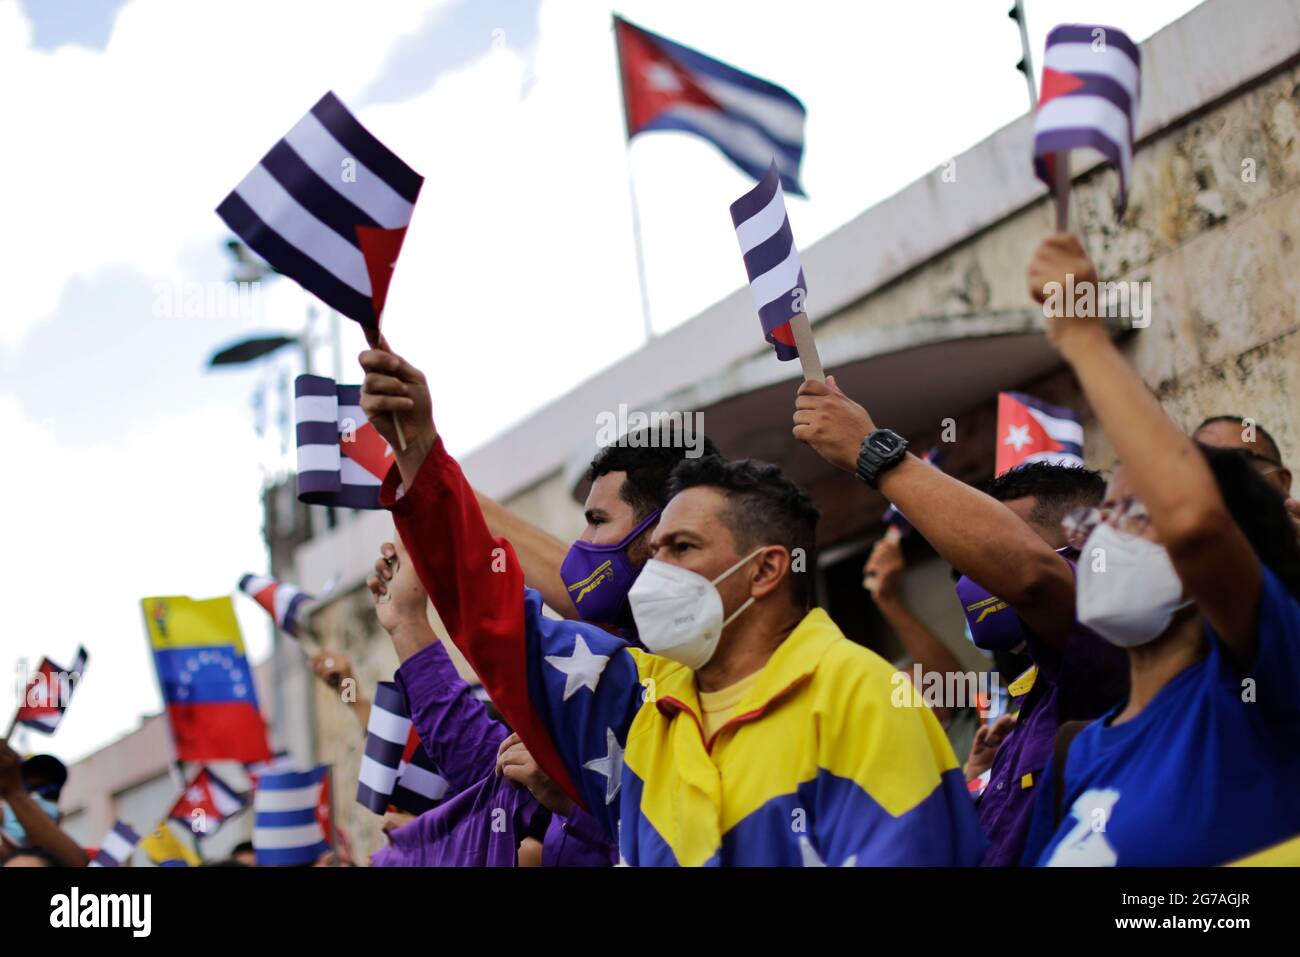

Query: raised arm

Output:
[1027, 234, 1262, 663]
[475, 493, 578, 618]
[0, 743, 88, 867]
[366, 538, 508, 793]
[794, 377, 1076, 647]
[358, 348, 642, 830]
[864, 537, 966, 724]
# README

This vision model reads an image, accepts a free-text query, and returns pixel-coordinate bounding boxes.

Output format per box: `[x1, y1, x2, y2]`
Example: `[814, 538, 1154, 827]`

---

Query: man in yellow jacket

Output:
[359, 347, 986, 866]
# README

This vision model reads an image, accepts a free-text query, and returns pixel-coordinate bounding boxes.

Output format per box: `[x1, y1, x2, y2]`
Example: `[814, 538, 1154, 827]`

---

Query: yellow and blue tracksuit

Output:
[385, 437, 987, 866]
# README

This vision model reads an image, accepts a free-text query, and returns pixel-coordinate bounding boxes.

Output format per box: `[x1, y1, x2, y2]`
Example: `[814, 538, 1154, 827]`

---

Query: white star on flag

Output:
[645, 61, 682, 92]
[583, 727, 625, 805]
[544, 635, 610, 701]
[799, 836, 856, 867]
[1003, 424, 1032, 452]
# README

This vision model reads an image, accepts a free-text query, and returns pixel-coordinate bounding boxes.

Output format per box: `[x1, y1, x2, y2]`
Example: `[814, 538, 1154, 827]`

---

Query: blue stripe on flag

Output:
[216, 192, 376, 324]
[260, 140, 380, 248]
[310, 92, 423, 204]
[1047, 24, 1140, 66]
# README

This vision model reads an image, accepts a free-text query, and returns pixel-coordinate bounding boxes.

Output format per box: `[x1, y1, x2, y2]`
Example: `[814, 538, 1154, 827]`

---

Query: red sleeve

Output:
[380, 438, 582, 804]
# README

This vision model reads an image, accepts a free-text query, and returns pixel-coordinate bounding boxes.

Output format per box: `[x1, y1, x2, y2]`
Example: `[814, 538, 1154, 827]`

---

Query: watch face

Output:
[869, 432, 900, 455]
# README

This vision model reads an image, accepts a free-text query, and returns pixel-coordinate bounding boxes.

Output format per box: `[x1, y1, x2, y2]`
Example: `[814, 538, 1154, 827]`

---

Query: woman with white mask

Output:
[1019, 234, 1300, 866]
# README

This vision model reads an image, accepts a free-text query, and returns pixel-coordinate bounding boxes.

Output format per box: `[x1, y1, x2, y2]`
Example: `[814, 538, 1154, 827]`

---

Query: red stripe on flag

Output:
[615, 17, 720, 135]
[165, 702, 273, 763]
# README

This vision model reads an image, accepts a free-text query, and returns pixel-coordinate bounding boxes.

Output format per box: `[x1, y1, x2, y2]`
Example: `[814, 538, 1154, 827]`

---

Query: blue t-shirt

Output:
[1023, 564, 1300, 866]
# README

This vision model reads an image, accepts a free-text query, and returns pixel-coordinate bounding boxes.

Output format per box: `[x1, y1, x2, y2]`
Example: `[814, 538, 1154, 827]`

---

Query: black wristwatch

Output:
[855, 429, 908, 488]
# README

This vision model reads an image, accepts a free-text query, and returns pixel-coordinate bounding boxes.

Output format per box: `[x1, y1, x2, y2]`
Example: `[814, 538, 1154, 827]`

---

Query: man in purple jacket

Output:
[367, 537, 615, 867]
[793, 380, 1128, 866]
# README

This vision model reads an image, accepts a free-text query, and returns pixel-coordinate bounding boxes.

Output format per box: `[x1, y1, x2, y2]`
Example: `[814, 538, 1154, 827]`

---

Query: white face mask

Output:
[628, 549, 764, 670]
[1076, 523, 1192, 647]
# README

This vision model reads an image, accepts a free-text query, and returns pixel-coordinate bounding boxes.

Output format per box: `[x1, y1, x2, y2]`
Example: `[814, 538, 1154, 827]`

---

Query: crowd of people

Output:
[4, 232, 1298, 867]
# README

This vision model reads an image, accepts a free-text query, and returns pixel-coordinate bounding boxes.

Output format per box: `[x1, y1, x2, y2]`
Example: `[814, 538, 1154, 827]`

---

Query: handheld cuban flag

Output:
[216, 92, 423, 335]
[729, 162, 823, 380]
[13, 646, 88, 735]
[238, 574, 313, 639]
[1033, 24, 1141, 225]
[245, 751, 296, 789]
[168, 767, 250, 837]
[357, 682, 449, 816]
[89, 822, 140, 867]
[614, 15, 806, 194]
[254, 764, 333, 866]
[996, 392, 1084, 475]
[142, 595, 273, 764]
[294, 374, 391, 510]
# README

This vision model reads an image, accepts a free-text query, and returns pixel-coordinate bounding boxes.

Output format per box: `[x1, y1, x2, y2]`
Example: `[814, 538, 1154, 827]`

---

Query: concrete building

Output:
[56, 0, 1300, 865]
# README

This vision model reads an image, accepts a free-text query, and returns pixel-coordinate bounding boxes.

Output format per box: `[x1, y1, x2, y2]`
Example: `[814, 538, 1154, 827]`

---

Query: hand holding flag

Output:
[358, 347, 437, 483]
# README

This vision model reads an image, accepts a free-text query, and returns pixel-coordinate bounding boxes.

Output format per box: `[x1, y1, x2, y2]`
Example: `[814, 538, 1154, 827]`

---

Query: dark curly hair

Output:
[984, 461, 1106, 531]
[667, 456, 820, 609]
[587, 425, 720, 520]
[1198, 443, 1300, 599]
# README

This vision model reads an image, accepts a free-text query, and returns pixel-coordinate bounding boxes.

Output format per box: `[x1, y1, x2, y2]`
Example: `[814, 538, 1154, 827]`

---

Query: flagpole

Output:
[2, 714, 16, 743]
[1053, 152, 1072, 232]
[624, 151, 655, 342]
[612, 13, 655, 343]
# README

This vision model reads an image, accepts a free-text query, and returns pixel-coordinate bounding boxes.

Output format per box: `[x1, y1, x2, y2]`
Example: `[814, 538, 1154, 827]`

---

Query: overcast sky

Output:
[0, 0, 1204, 763]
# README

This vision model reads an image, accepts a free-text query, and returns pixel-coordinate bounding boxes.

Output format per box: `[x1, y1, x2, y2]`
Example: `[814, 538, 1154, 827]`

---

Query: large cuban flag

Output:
[614, 15, 807, 195]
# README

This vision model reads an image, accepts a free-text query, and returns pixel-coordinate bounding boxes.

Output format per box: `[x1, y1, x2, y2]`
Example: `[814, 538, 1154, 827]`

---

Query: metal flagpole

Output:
[1010, 0, 1038, 110]
[624, 149, 655, 342]
[612, 14, 655, 343]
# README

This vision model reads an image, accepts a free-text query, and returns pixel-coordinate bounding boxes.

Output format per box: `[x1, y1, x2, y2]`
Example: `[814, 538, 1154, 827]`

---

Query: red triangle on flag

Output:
[356, 225, 410, 327]
[1038, 67, 1086, 108]
[995, 393, 1065, 475]
[615, 17, 720, 135]
[340, 421, 392, 480]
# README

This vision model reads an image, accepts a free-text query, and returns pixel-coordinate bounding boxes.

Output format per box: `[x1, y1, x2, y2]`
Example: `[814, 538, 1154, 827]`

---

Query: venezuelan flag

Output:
[140, 821, 201, 867]
[142, 595, 272, 763]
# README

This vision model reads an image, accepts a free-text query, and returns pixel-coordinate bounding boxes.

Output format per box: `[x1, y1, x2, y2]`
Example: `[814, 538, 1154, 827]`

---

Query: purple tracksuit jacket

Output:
[370, 641, 615, 867]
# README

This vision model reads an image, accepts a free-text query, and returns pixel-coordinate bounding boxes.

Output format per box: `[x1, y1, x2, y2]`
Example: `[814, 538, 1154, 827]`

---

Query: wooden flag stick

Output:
[364, 326, 408, 452]
[789, 313, 825, 382]
[1053, 151, 1072, 233]
[2, 713, 17, 744]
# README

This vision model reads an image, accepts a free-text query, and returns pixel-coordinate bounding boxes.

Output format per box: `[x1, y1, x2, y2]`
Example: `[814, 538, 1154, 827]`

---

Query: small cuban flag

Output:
[614, 15, 806, 194]
[357, 682, 450, 816]
[294, 374, 392, 510]
[168, 767, 250, 838]
[216, 92, 423, 335]
[13, 646, 88, 735]
[1033, 24, 1141, 219]
[996, 392, 1084, 476]
[729, 161, 812, 367]
[254, 765, 333, 867]
[88, 822, 140, 867]
[238, 573, 313, 639]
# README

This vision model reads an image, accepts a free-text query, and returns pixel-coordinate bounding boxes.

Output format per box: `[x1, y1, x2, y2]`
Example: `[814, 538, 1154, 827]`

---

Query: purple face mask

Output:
[560, 508, 662, 626]
[955, 574, 1025, 652]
